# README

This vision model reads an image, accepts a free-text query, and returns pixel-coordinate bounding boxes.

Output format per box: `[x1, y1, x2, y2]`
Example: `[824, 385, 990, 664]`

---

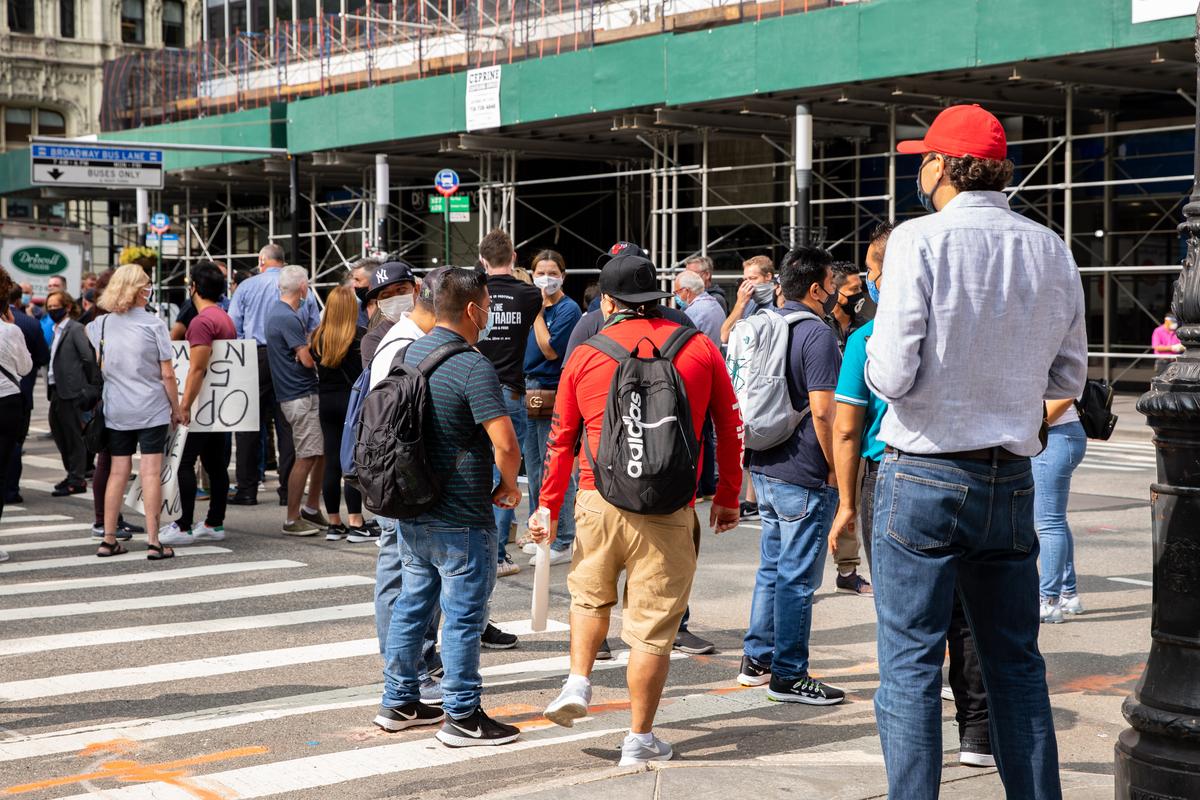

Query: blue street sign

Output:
[150, 212, 171, 233]
[434, 169, 460, 197]
[30, 143, 164, 189]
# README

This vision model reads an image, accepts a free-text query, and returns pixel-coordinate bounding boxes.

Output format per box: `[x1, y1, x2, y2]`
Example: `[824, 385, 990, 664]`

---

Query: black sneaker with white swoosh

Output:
[435, 706, 520, 747]
[373, 701, 444, 731]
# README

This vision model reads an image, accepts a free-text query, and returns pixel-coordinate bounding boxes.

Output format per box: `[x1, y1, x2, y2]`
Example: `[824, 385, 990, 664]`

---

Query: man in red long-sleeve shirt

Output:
[530, 253, 742, 766]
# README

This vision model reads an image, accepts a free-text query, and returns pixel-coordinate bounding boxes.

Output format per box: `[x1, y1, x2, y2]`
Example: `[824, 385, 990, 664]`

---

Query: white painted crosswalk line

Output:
[0, 545, 230, 573]
[0, 522, 94, 538]
[46, 689, 760, 800]
[1079, 439, 1157, 472]
[1, 535, 143, 552]
[2, 602, 376, 655]
[0, 514, 72, 525]
[0, 559, 306, 596]
[0, 647, 654, 762]
[1, 576, 375, 621]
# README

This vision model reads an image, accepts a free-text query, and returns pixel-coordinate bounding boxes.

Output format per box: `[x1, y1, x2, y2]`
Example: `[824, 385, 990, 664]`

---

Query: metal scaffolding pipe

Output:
[795, 103, 813, 245]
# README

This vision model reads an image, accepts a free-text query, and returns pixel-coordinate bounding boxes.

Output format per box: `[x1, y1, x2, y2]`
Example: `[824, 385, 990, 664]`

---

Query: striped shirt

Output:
[403, 326, 507, 528]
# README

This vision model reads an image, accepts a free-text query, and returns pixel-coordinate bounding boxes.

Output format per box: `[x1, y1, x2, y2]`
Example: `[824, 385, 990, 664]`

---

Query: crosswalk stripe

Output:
[46, 689, 762, 800]
[0, 649, 669, 762]
[0, 523, 94, 538]
[0, 576, 375, 622]
[1, 536, 145, 552]
[1, 602, 376, 655]
[0, 514, 72, 525]
[0, 546, 231, 573]
[1109, 576, 1153, 587]
[0, 559, 306, 597]
[495, 618, 571, 636]
[1077, 462, 1148, 472]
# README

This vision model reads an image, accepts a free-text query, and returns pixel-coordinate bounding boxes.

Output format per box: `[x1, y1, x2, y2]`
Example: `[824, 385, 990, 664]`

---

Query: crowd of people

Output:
[0, 104, 1104, 798]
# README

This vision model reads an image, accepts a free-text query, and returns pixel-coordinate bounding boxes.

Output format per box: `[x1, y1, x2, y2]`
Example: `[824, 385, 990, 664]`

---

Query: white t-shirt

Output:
[87, 308, 173, 430]
[368, 313, 426, 390]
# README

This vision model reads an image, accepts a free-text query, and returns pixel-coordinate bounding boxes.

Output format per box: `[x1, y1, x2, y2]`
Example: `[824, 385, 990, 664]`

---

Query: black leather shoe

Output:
[228, 491, 259, 506]
[51, 481, 87, 497]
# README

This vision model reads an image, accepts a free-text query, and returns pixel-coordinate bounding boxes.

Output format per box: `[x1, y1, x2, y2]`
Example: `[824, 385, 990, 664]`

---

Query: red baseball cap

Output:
[897, 104, 1007, 161]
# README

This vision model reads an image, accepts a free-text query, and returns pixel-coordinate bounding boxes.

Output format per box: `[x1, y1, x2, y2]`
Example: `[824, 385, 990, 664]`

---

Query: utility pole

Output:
[1114, 8, 1200, 797]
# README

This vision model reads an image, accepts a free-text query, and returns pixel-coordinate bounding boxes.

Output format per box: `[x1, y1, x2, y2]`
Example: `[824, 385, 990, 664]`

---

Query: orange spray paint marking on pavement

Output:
[2, 745, 268, 796]
[77, 738, 139, 757]
[1059, 666, 1145, 695]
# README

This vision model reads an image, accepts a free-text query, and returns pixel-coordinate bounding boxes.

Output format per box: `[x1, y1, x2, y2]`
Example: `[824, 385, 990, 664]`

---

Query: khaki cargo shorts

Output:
[568, 489, 700, 655]
[279, 394, 324, 459]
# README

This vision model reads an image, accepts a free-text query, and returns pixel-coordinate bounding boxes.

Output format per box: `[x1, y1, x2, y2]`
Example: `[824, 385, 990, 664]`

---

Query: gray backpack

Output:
[725, 308, 823, 451]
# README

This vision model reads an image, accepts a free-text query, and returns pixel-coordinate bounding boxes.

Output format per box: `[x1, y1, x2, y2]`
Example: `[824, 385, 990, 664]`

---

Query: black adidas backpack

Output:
[582, 327, 701, 515]
[354, 340, 472, 519]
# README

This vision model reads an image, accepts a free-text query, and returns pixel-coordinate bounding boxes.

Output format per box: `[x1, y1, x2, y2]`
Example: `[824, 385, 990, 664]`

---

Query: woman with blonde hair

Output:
[310, 284, 374, 542]
[87, 264, 183, 559]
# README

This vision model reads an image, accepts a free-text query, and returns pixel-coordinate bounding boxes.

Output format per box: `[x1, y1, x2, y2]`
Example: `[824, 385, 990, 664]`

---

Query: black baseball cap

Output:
[599, 253, 671, 305]
[366, 259, 417, 299]
[595, 241, 650, 269]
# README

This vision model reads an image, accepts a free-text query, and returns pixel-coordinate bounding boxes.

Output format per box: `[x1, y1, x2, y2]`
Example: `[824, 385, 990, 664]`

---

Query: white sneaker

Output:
[528, 547, 572, 567]
[618, 733, 673, 766]
[1040, 598, 1064, 624]
[1060, 594, 1084, 616]
[191, 522, 226, 542]
[0, 549, 9, 563]
[497, 555, 521, 577]
[522, 542, 539, 556]
[158, 522, 191, 546]
[941, 685, 955, 701]
[544, 678, 592, 728]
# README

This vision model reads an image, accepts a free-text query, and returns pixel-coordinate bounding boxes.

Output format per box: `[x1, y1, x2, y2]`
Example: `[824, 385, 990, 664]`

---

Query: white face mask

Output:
[533, 275, 563, 294]
[378, 293, 414, 321]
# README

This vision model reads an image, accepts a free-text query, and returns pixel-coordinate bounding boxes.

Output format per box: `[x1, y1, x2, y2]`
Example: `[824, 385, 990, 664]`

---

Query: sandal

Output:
[146, 543, 175, 561]
[96, 540, 127, 558]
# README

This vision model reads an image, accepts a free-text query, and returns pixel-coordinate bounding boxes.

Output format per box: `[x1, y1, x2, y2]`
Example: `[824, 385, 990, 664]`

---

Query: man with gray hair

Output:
[266, 266, 325, 536]
[228, 244, 321, 506]
[685, 255, 728, 314]
[673, 270, 723, 346]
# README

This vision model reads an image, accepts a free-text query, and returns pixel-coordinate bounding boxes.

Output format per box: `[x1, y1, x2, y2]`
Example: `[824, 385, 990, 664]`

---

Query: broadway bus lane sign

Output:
[31, 144, 164, 189]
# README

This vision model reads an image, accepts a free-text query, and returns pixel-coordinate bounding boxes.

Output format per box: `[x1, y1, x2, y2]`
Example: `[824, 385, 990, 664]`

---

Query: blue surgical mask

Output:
[471, 302, 494, 343]
[20, 293, 30, 307]
[866, 277, 881, 304]
[916, 157, 937, 214]
[674, 293, 689, 312]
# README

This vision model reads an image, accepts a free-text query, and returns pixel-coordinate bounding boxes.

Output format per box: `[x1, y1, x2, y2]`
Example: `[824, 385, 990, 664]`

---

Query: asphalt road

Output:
[0, 396, 1158, 799]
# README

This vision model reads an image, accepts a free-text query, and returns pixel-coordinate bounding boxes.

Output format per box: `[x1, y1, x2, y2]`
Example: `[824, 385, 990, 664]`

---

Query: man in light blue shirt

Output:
[227, 243, 321, 506]
[673, 269, 723, 347]
[864, 105, 1085, 800]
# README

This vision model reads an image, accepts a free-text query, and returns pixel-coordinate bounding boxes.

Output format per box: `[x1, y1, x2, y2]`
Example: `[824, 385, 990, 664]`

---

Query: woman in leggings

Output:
[310, 285, 376, 542]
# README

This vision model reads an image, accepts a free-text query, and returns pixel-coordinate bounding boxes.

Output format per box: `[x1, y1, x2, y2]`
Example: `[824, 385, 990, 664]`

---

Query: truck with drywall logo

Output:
[0, 220, 90, 298]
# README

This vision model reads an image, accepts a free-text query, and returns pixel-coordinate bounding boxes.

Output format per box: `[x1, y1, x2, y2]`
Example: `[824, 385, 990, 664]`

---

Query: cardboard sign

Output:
[125, 425, 187, 517]
[172, 339, 260, 432]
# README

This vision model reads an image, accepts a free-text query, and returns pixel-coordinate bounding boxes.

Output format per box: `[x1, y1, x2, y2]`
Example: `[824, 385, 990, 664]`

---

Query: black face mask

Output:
[354, 286, 369, 304]
[843, 291, 866, 317]
[48, 307, 68, 323]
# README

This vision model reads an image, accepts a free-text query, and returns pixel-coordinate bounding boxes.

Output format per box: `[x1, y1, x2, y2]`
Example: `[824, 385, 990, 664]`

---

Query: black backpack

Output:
[354, 340, 472, 519]
[582, 327, 701, 515]
[1074, 378, 1118, 441]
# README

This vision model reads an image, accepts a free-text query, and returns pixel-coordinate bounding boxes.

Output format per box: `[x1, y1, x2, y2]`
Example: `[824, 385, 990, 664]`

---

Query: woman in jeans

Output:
[310, 285, 375, 542]
[87, 264, 183, 560]
[519, 250, 582, 566]
[1033, 399, 1088, 623]
[0, 267, 33, 562]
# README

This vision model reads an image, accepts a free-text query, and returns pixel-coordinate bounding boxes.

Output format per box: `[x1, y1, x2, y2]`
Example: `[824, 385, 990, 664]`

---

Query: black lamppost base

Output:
[1116, 715, 1200, 799]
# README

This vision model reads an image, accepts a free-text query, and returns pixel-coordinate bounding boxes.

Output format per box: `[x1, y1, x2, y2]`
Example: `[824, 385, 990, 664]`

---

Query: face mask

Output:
[674, 293, 689, 312]
[818, 287, 839, 317]
[752, 282, 776, 305]
[142, 287, 153, 302]
[355, 286, 369, 304]
[843, 291, 866, 316]
[378, 293, 413, 322]
[20, 294, 30, 307]
[866, 277, 881, 304]
[916, 157, 937, 213]
[533, 275, 563, 294]
[48, 307, 67, 323]
[470, 302, 493, 343]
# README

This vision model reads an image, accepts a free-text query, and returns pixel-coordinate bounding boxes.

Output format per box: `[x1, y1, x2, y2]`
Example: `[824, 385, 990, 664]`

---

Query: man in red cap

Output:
[865, 104, 1087, 799]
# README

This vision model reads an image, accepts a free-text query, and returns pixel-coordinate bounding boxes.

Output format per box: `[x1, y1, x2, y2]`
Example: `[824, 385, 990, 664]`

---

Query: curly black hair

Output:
[942, 154, 1014, 192]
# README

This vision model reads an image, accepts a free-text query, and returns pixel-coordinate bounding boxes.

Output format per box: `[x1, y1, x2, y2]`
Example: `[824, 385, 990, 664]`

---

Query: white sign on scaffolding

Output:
[1132, 0, 1199, 23]
[466, 66, 502, 131]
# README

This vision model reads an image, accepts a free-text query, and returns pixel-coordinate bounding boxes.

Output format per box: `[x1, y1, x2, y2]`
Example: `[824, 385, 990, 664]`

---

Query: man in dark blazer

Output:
[7, 288, 49, 503]
[45, 294, 99, 496]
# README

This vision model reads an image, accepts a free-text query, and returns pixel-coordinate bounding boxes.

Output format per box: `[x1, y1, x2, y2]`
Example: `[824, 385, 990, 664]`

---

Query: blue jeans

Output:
[873, 451, 1060, 800]
[743, 474, 837, 680]
[373, 516, 441, 677]
[492, 392, 528, 562]
[381, 517, 497, 718]
[523, 409, 577, 552]
[1032, 422, 1086, 599]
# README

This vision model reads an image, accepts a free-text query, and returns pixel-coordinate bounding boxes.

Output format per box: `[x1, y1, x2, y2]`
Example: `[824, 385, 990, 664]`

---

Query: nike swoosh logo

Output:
[397, 710, 418, 720]
[454, 724, 484, 738]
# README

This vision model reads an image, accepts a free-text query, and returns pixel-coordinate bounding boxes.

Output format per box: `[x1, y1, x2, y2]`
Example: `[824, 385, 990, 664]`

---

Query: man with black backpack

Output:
[369, 266, 524, 747]
[735, 245, 845, 706]
[529, 253, 742, 766]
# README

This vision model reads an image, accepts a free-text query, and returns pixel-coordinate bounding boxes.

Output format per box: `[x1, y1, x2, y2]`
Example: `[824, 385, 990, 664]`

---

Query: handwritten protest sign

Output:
[172, 339, 259, 432]
[124, 425, 187, 517]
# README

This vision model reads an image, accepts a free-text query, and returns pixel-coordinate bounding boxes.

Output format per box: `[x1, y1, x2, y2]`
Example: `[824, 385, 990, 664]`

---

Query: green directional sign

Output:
[428, 195, 445, 213]
[429, 194, 471, 219]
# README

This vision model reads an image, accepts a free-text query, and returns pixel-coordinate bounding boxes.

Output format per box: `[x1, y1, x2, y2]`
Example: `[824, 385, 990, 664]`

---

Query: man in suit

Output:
[45, 291, 99, 497]
[7, 288, 48, 503]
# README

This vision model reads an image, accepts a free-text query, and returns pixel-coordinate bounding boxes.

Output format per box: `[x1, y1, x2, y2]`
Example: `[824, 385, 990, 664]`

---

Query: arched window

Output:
[120, 0, 144, 44]
[1, 106, 66, 152]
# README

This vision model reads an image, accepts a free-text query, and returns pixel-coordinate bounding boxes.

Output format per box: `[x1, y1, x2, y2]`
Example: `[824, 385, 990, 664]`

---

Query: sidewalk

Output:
[1110, 391, 1152, 442]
